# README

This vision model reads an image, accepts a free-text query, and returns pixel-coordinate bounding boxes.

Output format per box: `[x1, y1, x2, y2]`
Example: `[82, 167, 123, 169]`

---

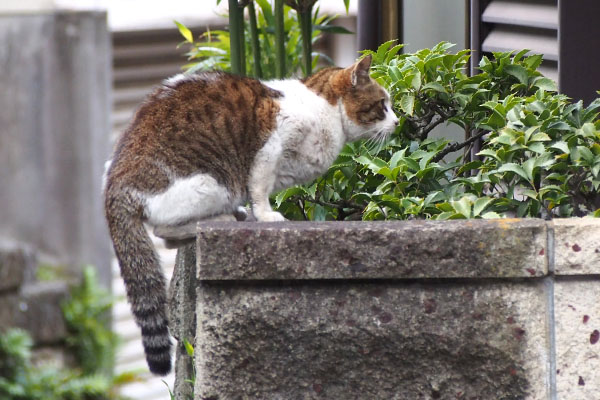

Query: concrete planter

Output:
[167, 219, 600, 400]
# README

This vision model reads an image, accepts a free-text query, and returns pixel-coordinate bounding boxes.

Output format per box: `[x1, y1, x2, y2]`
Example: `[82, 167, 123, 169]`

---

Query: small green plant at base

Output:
[273, 41, 600, 220]
[0, 266, 143, 400]
[0, 328, 112, 400]
[62, 266, 118, 375]
[163, 338, 195, 400]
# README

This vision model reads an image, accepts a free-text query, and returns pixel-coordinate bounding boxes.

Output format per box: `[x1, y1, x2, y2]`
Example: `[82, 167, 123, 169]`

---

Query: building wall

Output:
[403, 0, 466, 52]
[402, 0, 468, 147]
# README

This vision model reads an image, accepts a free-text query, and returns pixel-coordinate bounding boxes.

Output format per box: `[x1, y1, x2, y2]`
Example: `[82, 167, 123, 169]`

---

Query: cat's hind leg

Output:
[145, 173, 237, 227]
[248, 138, 286, 222]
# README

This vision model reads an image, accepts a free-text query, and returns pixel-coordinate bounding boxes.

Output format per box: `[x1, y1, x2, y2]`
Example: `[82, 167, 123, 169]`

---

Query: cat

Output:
[103, 54, 398, 375]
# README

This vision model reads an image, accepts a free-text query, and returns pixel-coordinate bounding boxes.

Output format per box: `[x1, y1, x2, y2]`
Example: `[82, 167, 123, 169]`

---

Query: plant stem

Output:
[238, 1, 247, 75]
[274, 0, 286, 78]
[297, 7, 313, 77]
[431, 130, 488, 163]
[228, 0, 243, 75]
[247, 1, 262, 78]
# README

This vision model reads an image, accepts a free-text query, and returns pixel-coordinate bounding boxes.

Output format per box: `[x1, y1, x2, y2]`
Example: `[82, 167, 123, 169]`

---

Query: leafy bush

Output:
[0, 267, 139, 400]
[274, 41, 600, 220]
[62, 267, 118, 375]
[0, 329, 112, 400]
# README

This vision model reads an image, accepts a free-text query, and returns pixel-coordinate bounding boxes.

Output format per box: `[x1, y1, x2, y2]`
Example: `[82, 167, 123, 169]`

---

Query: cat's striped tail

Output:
[104, 187, 172, 375]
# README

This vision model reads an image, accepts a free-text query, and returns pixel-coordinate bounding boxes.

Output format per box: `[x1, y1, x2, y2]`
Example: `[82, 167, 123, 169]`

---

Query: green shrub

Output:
[274, 41, 600, 220]
[62, 266, 118, 375]
[0, 267, 140, 400]
[0, 328, 112, 400]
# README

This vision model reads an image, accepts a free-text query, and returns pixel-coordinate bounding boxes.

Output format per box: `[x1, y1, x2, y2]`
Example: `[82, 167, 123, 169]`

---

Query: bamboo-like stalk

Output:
[297, 8, 312, 77]
[237, 1, 247, 76]
[274, 0, 286, 79]
[286, 0, 316, 77]
[228, 0, 243, 75]
[248, 1, 262, 78]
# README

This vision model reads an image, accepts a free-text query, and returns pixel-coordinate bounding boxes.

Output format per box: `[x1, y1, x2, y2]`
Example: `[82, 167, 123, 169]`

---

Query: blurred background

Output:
[0, 1, 598, 399]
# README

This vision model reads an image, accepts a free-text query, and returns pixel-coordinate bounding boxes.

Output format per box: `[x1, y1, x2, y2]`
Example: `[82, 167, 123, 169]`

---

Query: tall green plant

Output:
[285, 0, 317, 76]
[176, 0, 351, 78]
[274, 42, 600, 220]
[274, 0, 286, 77]
[227, 0, 246, 75]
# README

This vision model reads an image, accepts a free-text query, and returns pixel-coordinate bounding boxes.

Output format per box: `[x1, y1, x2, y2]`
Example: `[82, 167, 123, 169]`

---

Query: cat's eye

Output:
[381, 99, 387, 112]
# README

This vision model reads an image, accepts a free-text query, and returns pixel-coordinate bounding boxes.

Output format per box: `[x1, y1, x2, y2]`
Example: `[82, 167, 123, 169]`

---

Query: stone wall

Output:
[167, 218, 600, 400]
[0, 10, 112, 287]
[0, 241, 69, 363]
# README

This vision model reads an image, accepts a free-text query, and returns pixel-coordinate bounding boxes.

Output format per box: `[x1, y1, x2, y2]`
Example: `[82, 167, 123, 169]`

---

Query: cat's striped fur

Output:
[103, 55, 398, 375]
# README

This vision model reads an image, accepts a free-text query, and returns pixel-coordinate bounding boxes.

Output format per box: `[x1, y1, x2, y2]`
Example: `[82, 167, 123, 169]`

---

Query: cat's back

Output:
[107, 71, 282, 194]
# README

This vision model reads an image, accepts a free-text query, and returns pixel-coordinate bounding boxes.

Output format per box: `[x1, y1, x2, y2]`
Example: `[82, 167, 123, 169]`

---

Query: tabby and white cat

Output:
[103, 55, 398, 375]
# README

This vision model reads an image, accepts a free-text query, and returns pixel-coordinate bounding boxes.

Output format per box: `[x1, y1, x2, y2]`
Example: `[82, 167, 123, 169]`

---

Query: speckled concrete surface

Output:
[195, 219, 548, 280]
[162, 219, 600, 399]
[195, 281, 549, 400]
[555, 280, 600, 400]
[553, 218, 600, 275]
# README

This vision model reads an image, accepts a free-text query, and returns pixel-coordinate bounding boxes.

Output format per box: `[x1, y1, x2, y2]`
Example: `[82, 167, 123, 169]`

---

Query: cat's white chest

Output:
[263, 80, 345, 190]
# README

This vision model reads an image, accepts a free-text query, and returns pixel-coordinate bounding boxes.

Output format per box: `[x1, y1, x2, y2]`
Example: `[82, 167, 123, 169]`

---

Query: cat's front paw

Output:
[255, 211, 286, 222]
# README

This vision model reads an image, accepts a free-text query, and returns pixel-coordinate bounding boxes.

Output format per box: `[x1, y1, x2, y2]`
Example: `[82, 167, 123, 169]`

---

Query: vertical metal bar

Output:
[469, 0, 481, 76]
[467, 0, 480, 163]
[381, 0, 398, 43]
[397, 0, 403, 46]
[468, 0, 492, 163]
[465, 0, 471, 70]
[558, 0, 600, 104]
[357, 0, 382, 52]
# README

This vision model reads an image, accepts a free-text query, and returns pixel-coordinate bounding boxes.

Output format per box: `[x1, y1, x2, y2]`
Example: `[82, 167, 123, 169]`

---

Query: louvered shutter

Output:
[470, 0, 600, 105]
[111, 28, 198, 144]
[470, 0, 558, 82]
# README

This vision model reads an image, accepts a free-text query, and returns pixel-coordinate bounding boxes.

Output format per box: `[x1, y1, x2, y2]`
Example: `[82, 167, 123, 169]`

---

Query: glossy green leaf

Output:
[400, 94, 415, 116]
[533, 77, 558, 92]
[497, 163, 529, 181]
[473, 197, 495, 217]
[422, 81, 446, 93]
[505, 64, 529, 86]
[275, 186, 308, 207]
[343, 0, 350, 14]
[451, 197, 472, 218]
[482, 211, 502, 219]
[183, 338, 194, 357]
[175, 21, 194, 43]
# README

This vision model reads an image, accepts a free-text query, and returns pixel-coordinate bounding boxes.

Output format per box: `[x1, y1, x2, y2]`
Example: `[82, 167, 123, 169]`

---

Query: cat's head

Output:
[337, 55, 399, 142]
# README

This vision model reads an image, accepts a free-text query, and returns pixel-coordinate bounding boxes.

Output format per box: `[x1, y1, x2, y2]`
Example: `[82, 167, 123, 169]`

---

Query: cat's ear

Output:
[350, 55, 372, 87]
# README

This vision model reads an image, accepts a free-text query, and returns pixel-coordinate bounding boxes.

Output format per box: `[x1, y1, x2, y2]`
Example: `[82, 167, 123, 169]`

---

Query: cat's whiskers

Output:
[365, 127, 392, 155]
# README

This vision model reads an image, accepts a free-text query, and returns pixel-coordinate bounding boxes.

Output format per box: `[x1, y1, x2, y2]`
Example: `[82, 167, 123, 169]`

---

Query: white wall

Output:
[403, 0, 467, 147]
[0, 0, 54, 12]
[1, 0, 356, 31]
[403, 0, 466, 52]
